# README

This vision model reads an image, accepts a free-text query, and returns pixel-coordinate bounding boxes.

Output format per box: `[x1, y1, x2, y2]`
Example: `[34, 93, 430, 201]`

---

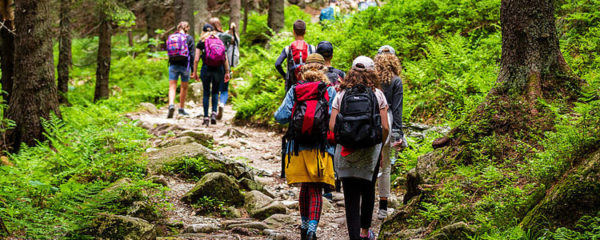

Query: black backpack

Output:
[334, 85, 382, 149]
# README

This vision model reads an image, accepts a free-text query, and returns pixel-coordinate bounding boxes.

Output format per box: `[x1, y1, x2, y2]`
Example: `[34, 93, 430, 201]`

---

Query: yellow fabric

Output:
[285, 149, 335, 187]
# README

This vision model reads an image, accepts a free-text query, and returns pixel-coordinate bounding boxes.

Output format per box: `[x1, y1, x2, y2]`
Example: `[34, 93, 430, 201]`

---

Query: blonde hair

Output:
[374, 53, 403, 85]
[177, 21, 190, 33]
[301, 63, 329, 84]
[208, 17, 223, 32]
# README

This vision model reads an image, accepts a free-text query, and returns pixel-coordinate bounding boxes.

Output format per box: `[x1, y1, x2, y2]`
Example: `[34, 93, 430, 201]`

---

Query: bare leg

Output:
[168, 80, 178, 105]
[179, 81, 189, 108]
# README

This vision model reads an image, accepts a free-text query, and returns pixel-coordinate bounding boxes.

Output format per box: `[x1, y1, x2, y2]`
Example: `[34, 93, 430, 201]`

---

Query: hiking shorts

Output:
[168, 64, 190, 82]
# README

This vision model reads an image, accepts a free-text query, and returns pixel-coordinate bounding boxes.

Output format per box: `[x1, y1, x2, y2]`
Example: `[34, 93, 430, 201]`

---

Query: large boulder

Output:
[263, 214, 296, 229]
[138, 102, 159, 115]
[158, 136, 196, 148]
[244, 190, 286, 220]
[186, 82, 203, 104]
[145, 142, 253, 179]
[101, 178, 144, 207]
[182, 172, 245, 207]
[128, 201, 162, 222]
[177, 130, 214, 147]
[88, 213, 156, 240]
[521, 148, 600, 232]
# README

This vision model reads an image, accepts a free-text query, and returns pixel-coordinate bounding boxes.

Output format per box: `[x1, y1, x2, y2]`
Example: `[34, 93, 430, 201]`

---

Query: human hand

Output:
[392, 138, 405, 150]
[225, 73, 230, 83]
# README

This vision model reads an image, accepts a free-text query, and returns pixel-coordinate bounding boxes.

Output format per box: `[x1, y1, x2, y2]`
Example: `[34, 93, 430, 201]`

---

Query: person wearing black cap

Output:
[274, 19, 316, 92]
[316, 41, 345, 87]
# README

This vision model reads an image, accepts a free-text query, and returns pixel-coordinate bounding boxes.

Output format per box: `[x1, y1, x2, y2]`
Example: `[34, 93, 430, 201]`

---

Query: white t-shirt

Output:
[332, 88, 388, 110]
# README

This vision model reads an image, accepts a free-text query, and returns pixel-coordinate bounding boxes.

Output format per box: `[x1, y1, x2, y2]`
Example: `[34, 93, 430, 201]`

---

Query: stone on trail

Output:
[88, 213, 156, 240]
[158, 136, 196, 148]
[244, 190, 286, 220]
[226, 222, 269, 230]
[186, 82, 203, 104]
[281, 200, 299, 209]
[182, 172, 245, 207]
[139, 102, 159, 115]
[184, 223, 219, 233]
[238, 178, 275, 198]
[250, 201, 287, 220]
[322, 197, 334, 212]
[221, 127, 250, 138]
[263, 214, 296, 228]
[177, 130, 214, 146]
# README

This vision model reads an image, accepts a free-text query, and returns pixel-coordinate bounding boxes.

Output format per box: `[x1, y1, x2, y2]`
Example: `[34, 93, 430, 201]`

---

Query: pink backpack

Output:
[204, 35, 226, 67]
[166, 33, 189, 62]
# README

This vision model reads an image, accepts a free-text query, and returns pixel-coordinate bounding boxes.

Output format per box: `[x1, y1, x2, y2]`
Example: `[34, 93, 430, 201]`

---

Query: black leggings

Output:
[342, 161, 380, 240]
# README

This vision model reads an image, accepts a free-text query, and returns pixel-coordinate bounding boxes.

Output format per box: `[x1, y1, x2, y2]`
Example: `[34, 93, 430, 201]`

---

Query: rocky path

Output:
[129, 102, 396, 240]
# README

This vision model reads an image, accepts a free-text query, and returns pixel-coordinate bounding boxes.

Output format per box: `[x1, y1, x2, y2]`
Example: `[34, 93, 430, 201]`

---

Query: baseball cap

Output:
[352, 56, 375, 70]
[203, 24, 214, 32]
[378, 45, 396, 55]
[316, 41, 334, 58]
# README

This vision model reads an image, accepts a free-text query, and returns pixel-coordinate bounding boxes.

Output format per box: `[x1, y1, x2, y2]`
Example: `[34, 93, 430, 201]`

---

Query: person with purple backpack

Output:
[166, 21, 195, 119]
[192, 22, 230, 126]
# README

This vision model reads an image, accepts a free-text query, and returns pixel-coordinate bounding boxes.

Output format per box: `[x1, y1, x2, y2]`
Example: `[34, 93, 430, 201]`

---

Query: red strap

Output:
[301, 100, 317, 135]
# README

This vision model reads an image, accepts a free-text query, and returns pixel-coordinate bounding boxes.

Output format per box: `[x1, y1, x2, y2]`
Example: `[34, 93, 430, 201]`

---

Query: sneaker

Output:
[202, 117, 210, 127]
[167, 104, 175, 119]
[210, 111, 217, 125]
[360, 230, 375, 240]
[178, 108, 189, 116]
[377, 208, 388, 220]
[217, 103, 224, 120]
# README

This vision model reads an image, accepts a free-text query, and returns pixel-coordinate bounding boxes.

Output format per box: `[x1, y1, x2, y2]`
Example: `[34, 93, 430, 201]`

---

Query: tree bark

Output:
[267, 0, 284, 33]
[145, 0, 160, 51]
[7, 0, 61, 152]
[229, 0, 241, 29]
[0, 18, 13, 105]
[194, 0, 210, 34]
[94, 11, 112, 102]
[242, 0, 248, 34]
[57, 0, 71, 104]
[174, 0, 195, 37]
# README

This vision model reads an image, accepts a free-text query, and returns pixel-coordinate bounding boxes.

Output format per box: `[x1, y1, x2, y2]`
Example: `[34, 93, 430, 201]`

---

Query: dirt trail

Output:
[130, 102, 388, 239]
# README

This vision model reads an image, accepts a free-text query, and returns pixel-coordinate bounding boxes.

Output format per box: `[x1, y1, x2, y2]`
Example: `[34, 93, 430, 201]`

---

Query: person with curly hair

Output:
[275, 54, 336, 240]
[330, 56, 390, 240]
[374, 45, 408, 220]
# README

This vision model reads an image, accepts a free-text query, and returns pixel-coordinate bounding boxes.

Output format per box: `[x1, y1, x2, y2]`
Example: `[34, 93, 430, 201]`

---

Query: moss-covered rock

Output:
[159, 136, 196, 148]
[244, 190, 286, 220]
[177, 130, 213, 147]
[521, 148, 600, 232]
[181, 172, 244, 207]
[378, 196, 422, 240]
[428, 222, 475, 240]
[128, 201, 162, 222]
[88, 213, 156, 240]
[101, 178, 144, 208]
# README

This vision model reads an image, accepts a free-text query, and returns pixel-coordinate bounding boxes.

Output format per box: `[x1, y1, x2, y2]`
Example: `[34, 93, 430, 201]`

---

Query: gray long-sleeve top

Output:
[381, 76, 404, 135]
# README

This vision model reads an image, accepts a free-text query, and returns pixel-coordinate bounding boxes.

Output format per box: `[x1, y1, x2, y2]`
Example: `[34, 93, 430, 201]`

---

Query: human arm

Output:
[329, 108, 339, 133]
[390, 77, 404, 135]
[274, 48, 288, 79]
[192, 48, 201, 80]
[274, 88, 295, 124]
[380, 106, 390, 146]
[224, 58, 231, 83]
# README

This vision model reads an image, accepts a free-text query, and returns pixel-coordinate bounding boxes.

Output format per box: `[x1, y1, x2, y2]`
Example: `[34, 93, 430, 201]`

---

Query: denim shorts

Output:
[168, 64, 190, 82]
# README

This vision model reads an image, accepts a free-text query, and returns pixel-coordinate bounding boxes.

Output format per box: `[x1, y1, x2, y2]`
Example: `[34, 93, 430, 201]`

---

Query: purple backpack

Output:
[166, 33, 189, 62]
[204, 35, 226, 67]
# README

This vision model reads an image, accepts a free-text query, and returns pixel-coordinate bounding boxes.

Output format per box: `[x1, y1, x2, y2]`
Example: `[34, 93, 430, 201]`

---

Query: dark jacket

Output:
[381, 76, 404, 135]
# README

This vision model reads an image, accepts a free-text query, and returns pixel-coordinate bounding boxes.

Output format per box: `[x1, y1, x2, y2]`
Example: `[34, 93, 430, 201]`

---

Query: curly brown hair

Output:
[300, 63, 329, 84]
[339, 65, 378, 90]
[374, 53, 402, 85]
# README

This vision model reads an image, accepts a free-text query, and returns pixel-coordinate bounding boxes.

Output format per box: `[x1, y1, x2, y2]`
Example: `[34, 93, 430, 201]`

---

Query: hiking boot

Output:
[307, 231, 317, 240]
[217, 103, 224, 120]
[167, 104, 175, 119]
[178, 108, 189, 116]
[202, 117, 210, 127]
[377, 209, 388, 220]
[211, 112, 217, 125]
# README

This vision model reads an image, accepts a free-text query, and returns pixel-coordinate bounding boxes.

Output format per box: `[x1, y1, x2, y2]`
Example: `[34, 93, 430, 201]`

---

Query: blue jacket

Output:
[275, 85, 337, 155]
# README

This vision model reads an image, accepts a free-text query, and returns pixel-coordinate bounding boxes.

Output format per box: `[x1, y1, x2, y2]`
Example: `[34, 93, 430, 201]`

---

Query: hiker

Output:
[192, 22, 230, 126]
[316, 40, 344, 200]
[275, 54, 337, 240]
[275, 19, 316, 92]
[319, 0, 340, 23]
[374, 45, 408, 220]
[316, 41, 345, 88]
[166, 21, 195, 118]
[330, 56, 389, 240]
[216, 23, 240, 120]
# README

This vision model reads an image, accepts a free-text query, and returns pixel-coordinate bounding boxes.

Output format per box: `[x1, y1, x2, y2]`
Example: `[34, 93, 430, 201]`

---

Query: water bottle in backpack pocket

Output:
[166, 33, 190, 62]
[334, 85, 382, 149]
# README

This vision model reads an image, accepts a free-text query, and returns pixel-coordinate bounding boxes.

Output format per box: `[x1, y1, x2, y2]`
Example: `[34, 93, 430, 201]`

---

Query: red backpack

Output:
[286, 41, 315, 84]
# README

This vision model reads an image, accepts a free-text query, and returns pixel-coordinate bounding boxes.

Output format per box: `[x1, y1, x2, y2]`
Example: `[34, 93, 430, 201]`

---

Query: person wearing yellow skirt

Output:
[274, 54, 336, 240]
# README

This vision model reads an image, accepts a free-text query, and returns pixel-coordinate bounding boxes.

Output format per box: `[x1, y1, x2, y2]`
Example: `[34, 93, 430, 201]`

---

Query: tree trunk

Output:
[242, 0, 248, 34]
[174, 0, 195, 37]
[229, 0, 241, 29]
[145, 0, 160, 51]
[94, 11, 112, 102]
[57, 0, 71, 104]
[267, 0, 284, 33]
[432, 0, 583, 153]
[7, 0, 61, 152]
[0, 18, 14, 105]
[194, 0, 210, 34]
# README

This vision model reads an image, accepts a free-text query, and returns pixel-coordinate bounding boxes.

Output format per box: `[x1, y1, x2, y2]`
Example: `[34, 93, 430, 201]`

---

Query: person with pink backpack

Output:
[166, 21, 195, 119]
[192, 21, 230, 126]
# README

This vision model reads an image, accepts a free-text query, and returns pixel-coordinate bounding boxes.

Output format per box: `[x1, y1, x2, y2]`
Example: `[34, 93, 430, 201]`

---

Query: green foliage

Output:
[539, 212, 600, 240]
[190, 196, 232, 217]
[162, 157, 211, 181]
